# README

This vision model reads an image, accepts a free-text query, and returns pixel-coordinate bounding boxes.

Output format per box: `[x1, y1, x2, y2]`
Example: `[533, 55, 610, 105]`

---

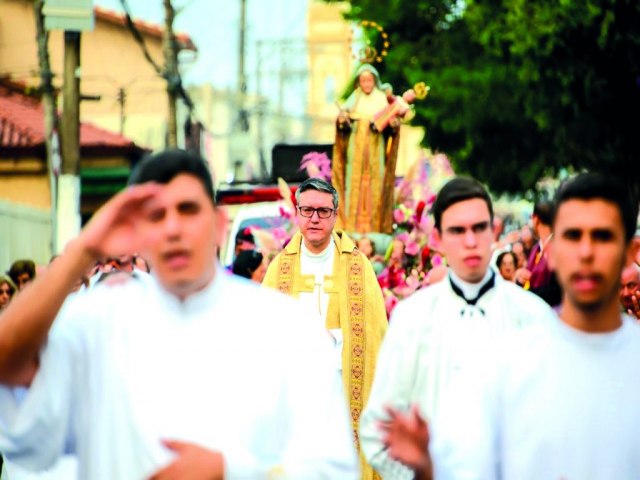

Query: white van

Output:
[220, 201, 295, 267]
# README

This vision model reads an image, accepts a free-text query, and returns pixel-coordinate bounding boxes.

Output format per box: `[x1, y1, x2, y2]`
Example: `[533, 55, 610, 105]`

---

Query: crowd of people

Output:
[1, 148, 639, 480]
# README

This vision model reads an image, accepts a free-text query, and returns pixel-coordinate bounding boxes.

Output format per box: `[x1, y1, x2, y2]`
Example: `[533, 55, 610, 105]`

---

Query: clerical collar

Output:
[449, 269, 496, 306]
[301, 239, 333, 263]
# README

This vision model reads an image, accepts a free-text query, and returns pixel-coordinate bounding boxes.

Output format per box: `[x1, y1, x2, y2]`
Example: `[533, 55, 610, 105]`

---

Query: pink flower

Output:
[278, 207, 292, 220]
[393, 208, 407, 224]
[384, 291, 399, 317]
[300, 152, 332, 181]
[405, 240, 420, 256]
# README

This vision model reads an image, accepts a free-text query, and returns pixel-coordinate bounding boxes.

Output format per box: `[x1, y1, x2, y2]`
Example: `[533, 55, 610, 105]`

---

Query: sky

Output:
[94, 0, 309, 91]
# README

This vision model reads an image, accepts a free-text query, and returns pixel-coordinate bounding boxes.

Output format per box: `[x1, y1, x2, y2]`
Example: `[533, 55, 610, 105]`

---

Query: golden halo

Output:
[350, 20, 390, 64]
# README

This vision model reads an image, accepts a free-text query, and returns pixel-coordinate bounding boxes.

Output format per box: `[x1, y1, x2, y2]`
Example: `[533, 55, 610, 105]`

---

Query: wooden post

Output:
[34, 0, 59, 254]
[60, 31, 80, 175]
[57, 30, 82, 249]
[163, 0, 178, 147]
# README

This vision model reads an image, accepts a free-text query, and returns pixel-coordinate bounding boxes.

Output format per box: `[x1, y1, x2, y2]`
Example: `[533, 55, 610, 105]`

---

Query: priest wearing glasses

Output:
[359, 176, 554, 480]
[263, 177, 387, 480]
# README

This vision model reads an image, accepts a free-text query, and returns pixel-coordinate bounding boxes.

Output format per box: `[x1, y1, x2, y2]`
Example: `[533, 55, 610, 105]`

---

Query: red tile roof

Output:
[0, 84, 144, 154]
[94, 7, 197, 52]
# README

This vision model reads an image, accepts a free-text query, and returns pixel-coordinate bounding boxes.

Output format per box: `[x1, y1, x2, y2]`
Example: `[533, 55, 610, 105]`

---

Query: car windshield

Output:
[237, 216, 289, 232]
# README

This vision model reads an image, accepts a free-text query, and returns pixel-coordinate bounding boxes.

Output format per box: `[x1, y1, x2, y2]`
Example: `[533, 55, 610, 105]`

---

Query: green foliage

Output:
[330, 0, 640, 196]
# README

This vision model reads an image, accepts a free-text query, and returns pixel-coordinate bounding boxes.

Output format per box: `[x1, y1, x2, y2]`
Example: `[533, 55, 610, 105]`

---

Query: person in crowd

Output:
[515, 201, 562, 306]
[380, 172, 640, 480]
[8, 259, 36, 291]
[233, 228, 256, 260]
[620, 262, 640, 318]
[359, 176, 553, 479]
[356, 236, 385, 275]
[0, 149, 359, 479]
[519, 224, 535, 260]
[232, 249, 267, 283]
[510, 240, 527, 268]
[0, 275, 16, 312]
[263, 177, 387, 480]
[495, 251, 518, 282]
[378, 238, 411, 294]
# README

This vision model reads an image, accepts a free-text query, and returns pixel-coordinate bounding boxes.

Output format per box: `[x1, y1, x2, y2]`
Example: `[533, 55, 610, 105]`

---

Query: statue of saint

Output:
[332, 64, 414, 233]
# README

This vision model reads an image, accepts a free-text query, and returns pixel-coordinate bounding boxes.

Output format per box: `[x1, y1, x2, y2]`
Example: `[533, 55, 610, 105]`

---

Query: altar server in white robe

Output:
[0, 149, 359, 480]
[379, 172, 640, 480]
[359, 176, 554, 479]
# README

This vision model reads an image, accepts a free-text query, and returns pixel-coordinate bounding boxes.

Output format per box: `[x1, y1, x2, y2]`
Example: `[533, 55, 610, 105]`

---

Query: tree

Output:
[330, 0, 640, 196]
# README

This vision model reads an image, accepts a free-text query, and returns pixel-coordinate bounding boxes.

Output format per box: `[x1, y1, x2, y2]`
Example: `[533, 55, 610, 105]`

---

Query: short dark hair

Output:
[295, 177, 338, 209]
[8, 259, 36, 284]
[496, 251, 517, 269]
[235, 228, 255, 246]
[552, 172, 639, 243]
[533, 200, 553, 226]
[232, 249, 264, 279]
[128, 149, 215, 205]
[432, 176, 493, 231]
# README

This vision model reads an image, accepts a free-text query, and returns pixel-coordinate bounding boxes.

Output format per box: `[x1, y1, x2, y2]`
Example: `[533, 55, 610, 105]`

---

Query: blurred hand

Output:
[379, 405, 432, 478]
[627, 291, 640, 320]
[514, 267, 531, 285]
[79, 184, 162, 260]
[148, 440, 224, 480]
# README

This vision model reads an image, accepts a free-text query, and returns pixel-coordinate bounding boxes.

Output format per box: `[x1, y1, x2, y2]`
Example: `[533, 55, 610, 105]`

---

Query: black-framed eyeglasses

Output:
[297, 206, 335, 219]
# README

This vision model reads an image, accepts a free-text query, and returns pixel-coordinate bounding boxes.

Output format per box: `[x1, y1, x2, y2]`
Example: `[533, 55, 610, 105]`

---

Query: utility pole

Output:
[163, 0, 178, 147]
[34, 0, 60, 254]
[237, 0, 249, 133]
[61, 32, 80, 175]
[117, 87, 126, 135]
[41, 0, 93, 251]
[57, 29, 82, 251]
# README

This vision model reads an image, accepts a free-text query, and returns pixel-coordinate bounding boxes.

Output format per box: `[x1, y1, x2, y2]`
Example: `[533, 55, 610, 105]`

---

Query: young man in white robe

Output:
[359, 176, 554, 479]
[0, 149, 359, 480]
[380, 172, 640, 480]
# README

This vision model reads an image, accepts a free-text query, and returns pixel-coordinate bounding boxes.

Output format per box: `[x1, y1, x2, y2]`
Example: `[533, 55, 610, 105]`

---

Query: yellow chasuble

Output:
[263, 231, 387, 480]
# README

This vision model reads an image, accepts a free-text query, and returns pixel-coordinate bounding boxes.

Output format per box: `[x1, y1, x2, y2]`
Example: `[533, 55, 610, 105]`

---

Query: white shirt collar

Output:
[449, 268, 494, 301]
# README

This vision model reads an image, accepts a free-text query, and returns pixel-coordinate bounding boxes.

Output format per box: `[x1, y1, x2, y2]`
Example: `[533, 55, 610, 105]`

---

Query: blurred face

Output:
[101, 254, 135, 273]
[296, 189, 337, 254]
[403, 89, 416, 103]
[357, 238, 374, 258]
[619, 265, 640, 311]
[435, 198, 494, 283]
[358, 71, 376, 95]
[16, 272, 32, 290]
[251, 260, 267, 283]
[511, 242, 526, 267]
[498, 253, 517, 281]
[138, 174, 226, 300]
[0, 281, 13, 309]
[521, 225, 534, 247]
[550, 199, 629, 313]
[391, 240, 405, 262]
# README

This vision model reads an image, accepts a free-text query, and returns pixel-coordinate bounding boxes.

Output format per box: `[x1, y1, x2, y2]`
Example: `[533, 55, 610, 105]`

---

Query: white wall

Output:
[0, 200, 52, 271]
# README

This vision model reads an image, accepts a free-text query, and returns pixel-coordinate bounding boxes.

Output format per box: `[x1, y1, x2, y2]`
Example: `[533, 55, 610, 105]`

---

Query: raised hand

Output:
[379, 405, 432, 479]
[627, 291, 640, 320]
[147, 440, 224, 480]
[79, 183, 162, 260]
